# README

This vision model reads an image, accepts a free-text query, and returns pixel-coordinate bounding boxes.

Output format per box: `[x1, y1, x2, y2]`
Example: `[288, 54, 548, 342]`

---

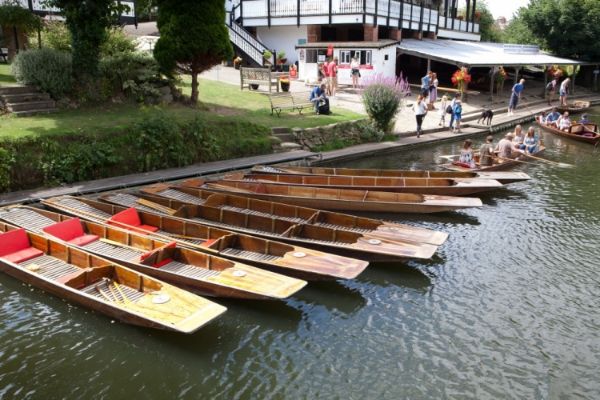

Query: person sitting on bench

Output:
[309, 83, 329, 115]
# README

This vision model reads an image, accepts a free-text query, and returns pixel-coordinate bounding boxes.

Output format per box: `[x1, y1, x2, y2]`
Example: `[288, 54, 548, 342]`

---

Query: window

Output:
[340, 51, 351, 64]
[351, 50, 372, 66]
[306, 49, 317, 63]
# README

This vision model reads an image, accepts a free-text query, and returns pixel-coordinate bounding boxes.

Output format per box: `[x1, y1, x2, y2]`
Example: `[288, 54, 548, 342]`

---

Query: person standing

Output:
[448, 93, 459, 130]
[546, 77, 558, 105]
[452, 100, 463, 133]
[350, 56, 360, 89]
[421, 71, 432, 97]
[413, 95, 428, 138]
[429, 72, 438, 109]
[327, 57, 338, 97]
[321, 59, 330, 95]
[559, 77, 571, 107]
[438, 95, 448, 126]
[508, 79, 525, 116]
[479, 136, 495, 166]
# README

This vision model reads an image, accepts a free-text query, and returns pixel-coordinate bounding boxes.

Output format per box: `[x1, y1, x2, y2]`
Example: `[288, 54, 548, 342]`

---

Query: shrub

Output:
[100, 52, 164, 103]
[100, 27, 136, 57]
[0, 147, 14, 192]
[361, 74, 405, 133]
[12, 48, 72, 98]
[37, 21, 71, 52]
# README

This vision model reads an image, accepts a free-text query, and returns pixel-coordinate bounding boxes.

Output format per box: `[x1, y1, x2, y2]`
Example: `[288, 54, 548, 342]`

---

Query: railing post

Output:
[399, 0, 404, 29]
[374, 0, 378, 27]
[471, 0, 477, 32]
[387, 0, 391, 27]
[329, 0, 332, 25]
[450, 0, 455, 30]
[267, 0, 271, 28]
[297, 0, 300, 26]
[240, 0, 244, 25]
[363, 0, 366, 24]
[419, 0, 424, 36]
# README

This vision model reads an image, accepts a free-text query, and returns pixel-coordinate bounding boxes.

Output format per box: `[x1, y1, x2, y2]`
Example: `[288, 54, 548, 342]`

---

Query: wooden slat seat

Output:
[268, 92, 313, 117]
[19, 255, 80, 281]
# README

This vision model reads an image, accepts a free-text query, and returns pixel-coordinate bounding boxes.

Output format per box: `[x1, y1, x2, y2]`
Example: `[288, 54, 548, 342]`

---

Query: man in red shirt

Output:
[327, 57, 338, 96]
[321, 59, 330, 95]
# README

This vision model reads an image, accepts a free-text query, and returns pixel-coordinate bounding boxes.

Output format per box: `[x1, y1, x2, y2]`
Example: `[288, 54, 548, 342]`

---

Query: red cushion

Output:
[139, 242, 177, 265]
[200, 238, 217, 247]
[68, 234, 99, 246]
[452, 161, 473, 169]
[108, 207, 142, 228]
[42, 218, 85, 242]
[3, 247, 44, 264]
[0, 228, 31, 256]
[137, 224, 158, 233]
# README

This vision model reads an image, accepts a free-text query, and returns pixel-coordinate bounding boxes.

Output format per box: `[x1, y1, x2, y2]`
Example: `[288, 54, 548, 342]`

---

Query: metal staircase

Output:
[226, 4, 269, 67]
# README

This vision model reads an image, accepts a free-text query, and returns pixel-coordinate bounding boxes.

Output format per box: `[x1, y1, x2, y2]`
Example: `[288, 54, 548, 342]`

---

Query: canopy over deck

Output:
[398, 39, 582, 68]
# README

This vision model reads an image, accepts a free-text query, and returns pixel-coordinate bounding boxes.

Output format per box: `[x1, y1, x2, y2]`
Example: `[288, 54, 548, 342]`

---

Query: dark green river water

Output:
[1, 116, 599, 399]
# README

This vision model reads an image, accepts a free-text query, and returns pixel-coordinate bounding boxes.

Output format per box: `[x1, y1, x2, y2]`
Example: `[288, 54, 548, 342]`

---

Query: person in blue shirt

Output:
[579, 114, 591, 124]
[421, 71, 432, 96]
[544, 107, 561, 127]
[508, 78, 525, 116]
[309, 83, 329, 114]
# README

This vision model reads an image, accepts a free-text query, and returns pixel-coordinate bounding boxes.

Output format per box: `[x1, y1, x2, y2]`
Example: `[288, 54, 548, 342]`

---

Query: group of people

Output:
[420, 71, 439, 109]
[540, 107, 589, 131]
[319, 57, 339, 97]
[414, 92, 464, 138]
[458, 125, 540, 168]
[546, 76, 571, 107]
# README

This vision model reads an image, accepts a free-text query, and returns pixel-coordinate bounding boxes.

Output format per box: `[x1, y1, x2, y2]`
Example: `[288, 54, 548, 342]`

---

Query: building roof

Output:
[398, 39, 582, 67]
[296, 40, 399, 50]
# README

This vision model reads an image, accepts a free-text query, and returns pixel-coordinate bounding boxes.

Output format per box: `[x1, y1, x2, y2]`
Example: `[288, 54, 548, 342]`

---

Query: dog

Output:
[477, 109, 494, 125]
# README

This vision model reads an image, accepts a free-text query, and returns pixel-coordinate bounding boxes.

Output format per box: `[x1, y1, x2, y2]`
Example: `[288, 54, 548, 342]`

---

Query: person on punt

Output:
[579, 114, 591, 124]
[495, 132, 516, 160]
[523, 127, 539, 154]
[544, 107, 561, 127]
[512, 124, 526, 150]
[479, 135, 495, 167]
[457, 139, 475, 168]
[557, 111, 571, 131]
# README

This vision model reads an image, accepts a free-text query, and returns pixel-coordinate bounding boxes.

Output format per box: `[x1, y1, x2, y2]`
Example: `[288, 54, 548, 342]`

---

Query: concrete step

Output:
[7, 100, 56, 112]
[273, 133, 296, 142]
[1, 92, 51, 103]
[0, 85, 37, 95]
[280, 142, 303, 151]
[271, 127, 291, 134]
[12, 107, 58, 117]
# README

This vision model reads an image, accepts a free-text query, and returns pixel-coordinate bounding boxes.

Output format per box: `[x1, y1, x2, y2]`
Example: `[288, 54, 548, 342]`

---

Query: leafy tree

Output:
[501, 10, 541, 46]
[154, 0, 233, 103]
[457, 0, 500, 42]
[45, 0, 127, 76]
[0, 0, 42, 59]
[521, 0, 600, 60]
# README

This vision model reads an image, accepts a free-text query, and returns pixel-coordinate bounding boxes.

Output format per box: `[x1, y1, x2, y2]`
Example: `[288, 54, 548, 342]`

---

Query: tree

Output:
[458, 0, 501, 42]
[153, 0, 233, 103]
[46, 0, 126, 76]
[0, 0, 41, 60]
[521, 0, 600, 60]
[501, 10, 540, 46]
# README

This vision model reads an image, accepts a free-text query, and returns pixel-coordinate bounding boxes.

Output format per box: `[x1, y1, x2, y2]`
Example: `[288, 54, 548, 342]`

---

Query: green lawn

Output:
[0, 75, 362, 139]
[0, 63, 16, 85]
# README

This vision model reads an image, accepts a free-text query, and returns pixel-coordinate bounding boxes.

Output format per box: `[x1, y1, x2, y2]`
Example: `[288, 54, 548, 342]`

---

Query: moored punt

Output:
[36, 199, 366, 281]
[0, 223, 226, 333]
[139, 184, 448, 246]
[557, 100, 590, 114]
[179, 178, 483, 214]
[0, 207, 307, 300]
[536, 119, 600, 145]
[251, 165, 531, 184]
[96, 191, 441, 263]
[441, 146, 547, 172]
[223, 172, 504, 196]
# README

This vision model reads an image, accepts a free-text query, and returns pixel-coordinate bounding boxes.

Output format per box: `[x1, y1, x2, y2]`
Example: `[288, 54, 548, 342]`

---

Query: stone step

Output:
[12, 107, 58, 117]
[271, 127, 291, 134]
[7, 100, 56, 112]
[1, 92, 50, 103]
[273, 133, 296, 142]
[280, 142, 303, 151]
[0, 86, 37, 95]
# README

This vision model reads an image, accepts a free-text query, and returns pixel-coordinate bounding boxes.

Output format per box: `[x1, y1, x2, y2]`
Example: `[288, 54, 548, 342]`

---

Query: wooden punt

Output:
[36, 199, 366, 281]
[252, 165, 531, 184]
[94, 191, 441, 263]
[536, 119, 600, 145]
[139, 184, 448, 246]
[179, 178, 483, 213]
[223, 172, 504, 196]
[442, 146, 547, 172]
[0, 222, 226, 333]
[0, 207, 307, 299]
[557, 100, 590, 114]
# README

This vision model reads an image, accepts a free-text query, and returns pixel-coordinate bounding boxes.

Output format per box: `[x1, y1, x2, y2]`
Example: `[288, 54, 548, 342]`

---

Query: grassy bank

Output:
[0, 64, 16, 85]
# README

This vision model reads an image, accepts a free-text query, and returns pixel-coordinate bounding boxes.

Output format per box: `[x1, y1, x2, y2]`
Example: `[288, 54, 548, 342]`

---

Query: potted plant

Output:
[263, 50, 273, 66]
[233, 56, 242, 70]
[280, 75, 290, 92]
[277, 51, 287, 65]
[451, 67, 472, 101]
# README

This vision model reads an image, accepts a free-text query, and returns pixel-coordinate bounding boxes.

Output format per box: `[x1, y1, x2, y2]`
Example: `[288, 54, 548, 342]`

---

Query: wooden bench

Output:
[240, 67, 280, 93]
[268, 92, 314, 116]
[0, 48, 8, 63]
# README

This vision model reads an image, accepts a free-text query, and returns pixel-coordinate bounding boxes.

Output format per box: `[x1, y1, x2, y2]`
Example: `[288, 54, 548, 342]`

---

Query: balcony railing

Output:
[238, 0, 478, 35]
[13, 0, 136, 18]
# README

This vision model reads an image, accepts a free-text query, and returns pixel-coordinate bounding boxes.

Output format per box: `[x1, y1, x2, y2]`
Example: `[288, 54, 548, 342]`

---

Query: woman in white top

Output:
[438, 95, 448, 126]
[512, 124, 525, 150]
[557, 111, 571, 131]
[413, 95, 428, 138]
[458, 139, 475, 168]
[350, 57, 360, 89]
[559, 77, 570, 107]
[429, 72, 438, 108]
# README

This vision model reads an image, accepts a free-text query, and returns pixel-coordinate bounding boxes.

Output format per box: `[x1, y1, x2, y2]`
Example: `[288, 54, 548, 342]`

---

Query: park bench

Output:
[268, 92, 314, 116]
[0, 48, 8, 63]
[240, 67, 280, 92]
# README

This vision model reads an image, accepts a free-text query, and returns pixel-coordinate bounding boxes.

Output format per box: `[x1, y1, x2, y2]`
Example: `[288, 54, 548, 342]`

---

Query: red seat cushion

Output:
[3, 247, 44, 264]
[68, 234, 99, 246]
[139, 242, 177, 267]
[42, 218, 85, 242]
[136, 224, 158, 233]
[107, 208, 158, 233]
[0, 228, 31, 256]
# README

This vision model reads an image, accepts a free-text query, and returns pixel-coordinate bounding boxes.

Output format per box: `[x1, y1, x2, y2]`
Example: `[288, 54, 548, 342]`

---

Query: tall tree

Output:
[458, 0, 501, 42]
[46, 0, 126, 76]
[522, 0, 600, 60]
[501, 9, 540, 46]
[153, 0, 233, 103]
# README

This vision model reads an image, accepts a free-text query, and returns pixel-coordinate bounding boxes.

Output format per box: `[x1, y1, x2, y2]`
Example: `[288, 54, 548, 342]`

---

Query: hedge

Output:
[0, 112, 272, 192]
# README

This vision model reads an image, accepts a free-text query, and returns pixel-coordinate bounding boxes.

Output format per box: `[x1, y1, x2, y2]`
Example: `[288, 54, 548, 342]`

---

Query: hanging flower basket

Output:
[451, 67, 472, 99]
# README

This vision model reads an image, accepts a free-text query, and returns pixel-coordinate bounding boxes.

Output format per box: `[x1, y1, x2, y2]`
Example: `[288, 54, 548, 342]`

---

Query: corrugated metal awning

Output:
[398, 39, 582, 67]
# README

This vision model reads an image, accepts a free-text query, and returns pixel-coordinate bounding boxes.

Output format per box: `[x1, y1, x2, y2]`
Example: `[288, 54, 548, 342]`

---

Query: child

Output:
[438, 95, 448, 126]
[453, 100, 463, 133]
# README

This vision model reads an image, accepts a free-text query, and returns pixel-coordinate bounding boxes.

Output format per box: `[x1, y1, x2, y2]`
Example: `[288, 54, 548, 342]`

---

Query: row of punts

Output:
[0, 162, 536, 334]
